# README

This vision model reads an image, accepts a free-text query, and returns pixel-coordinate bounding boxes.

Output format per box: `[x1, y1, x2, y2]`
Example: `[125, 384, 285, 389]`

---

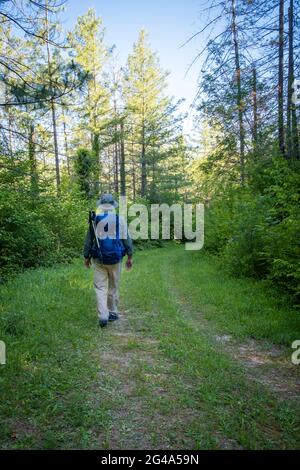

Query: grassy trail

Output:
[0, 246, 299, 449]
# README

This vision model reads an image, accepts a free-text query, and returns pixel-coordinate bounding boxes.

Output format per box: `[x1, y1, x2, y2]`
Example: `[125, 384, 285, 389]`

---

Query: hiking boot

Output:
[108, 312, 119, 322]
[99, 319, 108, 328]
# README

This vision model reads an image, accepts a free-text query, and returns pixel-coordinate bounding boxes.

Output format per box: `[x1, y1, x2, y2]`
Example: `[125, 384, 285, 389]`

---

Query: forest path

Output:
[0, 246, 299, 449]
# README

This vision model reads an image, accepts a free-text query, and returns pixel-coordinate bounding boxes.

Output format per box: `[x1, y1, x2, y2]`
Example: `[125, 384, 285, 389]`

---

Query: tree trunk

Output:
[92, 131, 102, 189]
[28, 123, 38, 195]
[132, 141, 136, 200]
[45, 6, 60, 195]
[62, 108, 70, 175]
[51, 99, 61, 194]
[278, 0, 285, 157]
[4, 82, 13, 156]
[231, 0, 245, 184]
[114, 139, 119, 193]
[120, 120, 126, 196]
[113, 93, 119, 193]
[287, 0, 300, 159]
[287, 1, 292, 159]
[252, 67, 258, 146]
[141, 122, 147, 196]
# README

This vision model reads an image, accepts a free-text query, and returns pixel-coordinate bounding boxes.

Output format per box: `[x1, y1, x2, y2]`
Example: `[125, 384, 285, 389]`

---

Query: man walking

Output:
[83, 194, 133, 328]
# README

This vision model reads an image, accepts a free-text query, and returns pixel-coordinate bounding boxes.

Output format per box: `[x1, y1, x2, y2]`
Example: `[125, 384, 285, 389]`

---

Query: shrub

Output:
[204, 158, 300, 304]
[0, 184, 88, 281]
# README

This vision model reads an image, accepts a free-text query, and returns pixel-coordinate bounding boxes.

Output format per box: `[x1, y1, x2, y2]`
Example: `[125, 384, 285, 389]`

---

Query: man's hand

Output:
[84, 258, 91, 268]
[125, 256, 133, 271]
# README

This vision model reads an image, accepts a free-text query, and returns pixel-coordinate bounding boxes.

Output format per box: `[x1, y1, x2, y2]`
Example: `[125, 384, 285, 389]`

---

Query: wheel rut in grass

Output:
[89, 248, 299, 449]
[93, 309, 238, 449]
[216, 335, 300, 401]
[164, 261, 300, 403]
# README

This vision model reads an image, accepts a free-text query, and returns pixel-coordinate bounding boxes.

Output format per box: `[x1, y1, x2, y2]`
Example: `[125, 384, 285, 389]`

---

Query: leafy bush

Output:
[204, 158, 300, 304]
[222, 195, 272, 278]
[0, 182, 88, 281]
[204, 197, 235, 254]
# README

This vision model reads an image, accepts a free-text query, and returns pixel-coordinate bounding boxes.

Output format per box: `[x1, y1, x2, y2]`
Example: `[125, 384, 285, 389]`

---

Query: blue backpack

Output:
[91, 213, 125, 265]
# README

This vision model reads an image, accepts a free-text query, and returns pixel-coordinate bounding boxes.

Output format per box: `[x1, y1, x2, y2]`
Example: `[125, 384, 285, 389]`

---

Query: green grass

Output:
[0, 264, 109, 449]
[0, 246, 299, 449]
[169, 248, 300, 345]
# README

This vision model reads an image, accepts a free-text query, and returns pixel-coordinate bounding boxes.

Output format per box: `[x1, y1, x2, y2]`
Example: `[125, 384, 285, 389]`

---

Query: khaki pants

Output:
[93, 261, 122, 321]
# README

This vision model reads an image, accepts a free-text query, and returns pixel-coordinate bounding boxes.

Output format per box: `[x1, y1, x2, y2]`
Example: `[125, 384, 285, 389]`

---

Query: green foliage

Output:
[203, 158, 300, 304]
[0, 157, 88, 281]
[221, 194, 274, 277]
[68, 7, 110, 159]
[73, 147, 97, 198]
[204, 198, 235, 254]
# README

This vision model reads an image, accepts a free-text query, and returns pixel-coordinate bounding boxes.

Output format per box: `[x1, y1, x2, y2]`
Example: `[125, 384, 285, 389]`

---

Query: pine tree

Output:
[69, 8, 110, 175]
[123, 29, 181, 199]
